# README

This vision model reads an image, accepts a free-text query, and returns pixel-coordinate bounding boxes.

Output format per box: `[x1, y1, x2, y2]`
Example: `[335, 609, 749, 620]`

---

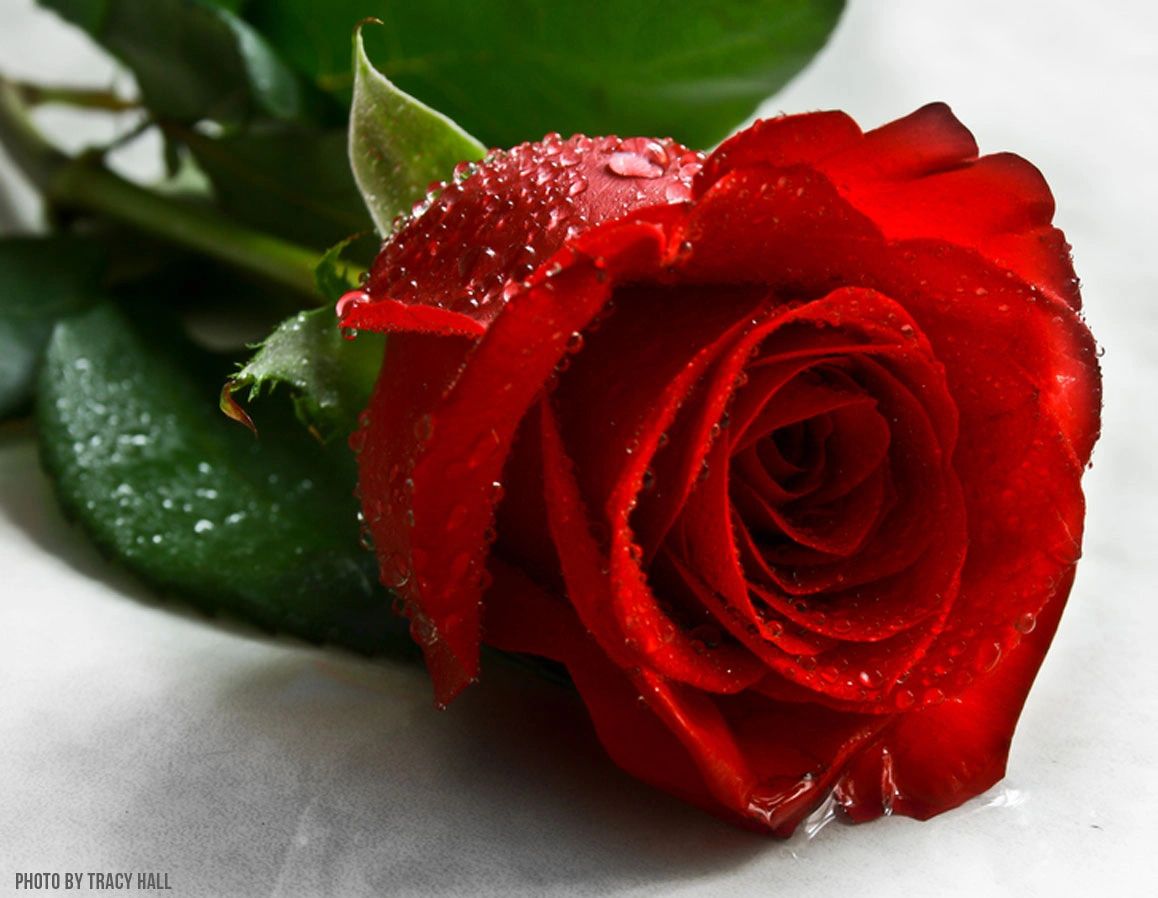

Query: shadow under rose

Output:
[1, 433, 769, 894]
[92, 653, 768, 897]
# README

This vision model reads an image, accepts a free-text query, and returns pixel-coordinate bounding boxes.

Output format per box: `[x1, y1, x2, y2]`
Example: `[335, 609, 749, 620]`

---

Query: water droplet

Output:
[382, 552, 410, 589]
[565, 331, 584, 353]
[411, 614, 438, 647]
[975, 641, 1003, 673]
[336, 290, 369, 318]
[857, 668, 883, 688]
[607, 139, 668, 179]
[1014, 611, 1037, 634]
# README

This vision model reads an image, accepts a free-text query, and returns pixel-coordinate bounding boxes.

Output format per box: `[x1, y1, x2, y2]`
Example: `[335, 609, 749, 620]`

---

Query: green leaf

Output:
[313, 232, 371, 303]
[0, 236, 105, 420]
[349, 25, 487, 235]
[241, 0, 845, 149]
[38, 0, 308, 125]
[223, 304, 383, 442]
[37, 303, 407, 655]
[183, 125, 372, 250]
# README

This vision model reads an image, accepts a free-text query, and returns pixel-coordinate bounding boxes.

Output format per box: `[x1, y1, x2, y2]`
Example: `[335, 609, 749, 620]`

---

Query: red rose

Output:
[340, 104, 1101, 835]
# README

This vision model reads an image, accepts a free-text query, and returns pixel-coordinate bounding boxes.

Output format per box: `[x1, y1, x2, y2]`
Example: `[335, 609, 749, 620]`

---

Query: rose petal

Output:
[550, 280, 768, 524]
[694, 111, 862, 197]
[345, 134, 701, 334]
[539, 398, 765, 692]
[829, 152, 1081, 309]
[835, 565, 1076, 821]
[355, 332, 475, 693]
[826, 102, 979, 182]
[693, 103, 1080, 309]
[381, 220, 669, 704]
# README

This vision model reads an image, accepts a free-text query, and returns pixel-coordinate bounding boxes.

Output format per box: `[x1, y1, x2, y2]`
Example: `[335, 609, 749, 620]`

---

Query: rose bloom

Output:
[340, 104, 1101, 835]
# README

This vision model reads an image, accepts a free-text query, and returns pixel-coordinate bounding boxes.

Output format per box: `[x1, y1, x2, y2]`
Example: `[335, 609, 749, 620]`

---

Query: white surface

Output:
[2, 0, 1156, 895]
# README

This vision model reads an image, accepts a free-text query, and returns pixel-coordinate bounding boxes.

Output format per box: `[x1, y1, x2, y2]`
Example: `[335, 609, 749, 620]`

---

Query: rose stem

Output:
[9, 80, 140, 112]
[0, 78, 336, 301]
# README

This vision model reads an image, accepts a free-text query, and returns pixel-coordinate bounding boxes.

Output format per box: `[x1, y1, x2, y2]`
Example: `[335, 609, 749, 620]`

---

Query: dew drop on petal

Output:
[975, 641, 1003, 673]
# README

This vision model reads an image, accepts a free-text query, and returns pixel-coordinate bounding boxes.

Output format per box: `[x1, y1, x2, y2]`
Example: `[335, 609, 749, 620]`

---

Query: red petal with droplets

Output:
[363, 220, 670, 705]
[343, 134, 702, 335]
[835, 565, 1077, 821]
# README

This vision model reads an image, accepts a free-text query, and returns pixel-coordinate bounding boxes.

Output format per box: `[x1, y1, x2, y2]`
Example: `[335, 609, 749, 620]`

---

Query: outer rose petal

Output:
[360, 219, 672, 704]
[835, 565, 1077, 821]
[698, 103, 1081, 309]
[342, 134, 702, 336]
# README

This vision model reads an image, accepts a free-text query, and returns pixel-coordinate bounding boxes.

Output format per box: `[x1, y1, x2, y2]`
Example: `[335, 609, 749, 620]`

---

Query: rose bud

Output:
[339, 104, 1101, 835]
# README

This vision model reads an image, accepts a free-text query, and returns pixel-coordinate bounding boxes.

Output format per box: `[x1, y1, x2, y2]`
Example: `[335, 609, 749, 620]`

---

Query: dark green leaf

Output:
[37, 303, 406, 655]
[0, 236, 105, 420]
[349, 26, 487, 235]
[38, 0, 308, 125]
[224, 305, 382, 442]
[242, 0, 845, 148]
[182, 125, 372, 250]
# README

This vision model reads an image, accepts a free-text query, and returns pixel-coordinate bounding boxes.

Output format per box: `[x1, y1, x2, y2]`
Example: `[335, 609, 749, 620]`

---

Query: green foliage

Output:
[224, 305, 383, 443]
[39, 0, 310, 125]
[349, 26, 487, 235]
[37, 303, 408, 655]
[242, 0, 846, 148]
[183, 125, 371, 250]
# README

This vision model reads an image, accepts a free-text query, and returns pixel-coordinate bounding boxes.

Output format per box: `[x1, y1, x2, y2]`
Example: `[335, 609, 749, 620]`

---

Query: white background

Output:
[2, 0, 1156, 895]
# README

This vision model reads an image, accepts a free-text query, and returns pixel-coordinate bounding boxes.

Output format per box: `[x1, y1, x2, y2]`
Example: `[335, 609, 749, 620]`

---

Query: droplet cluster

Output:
[340, 133, 704, 328]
